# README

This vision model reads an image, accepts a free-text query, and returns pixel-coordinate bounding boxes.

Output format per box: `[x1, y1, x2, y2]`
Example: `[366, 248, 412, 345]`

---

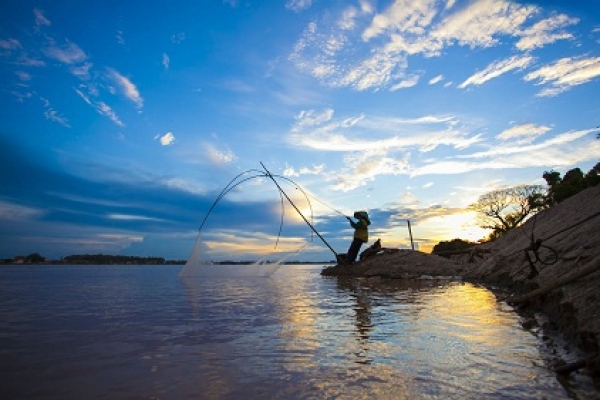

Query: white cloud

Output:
[107, 68, 144, 109]
[157, 132, 175, 146]
[431, 0, 534, 48]
[294, 109, 335, 128]
[524, 56, 600, 96]
[411, 131, 599, 176]
[516, 13, 578, 51]
[107, 214, 165, 222]
[204, 143, 237, 165]
[283, 164, 325, 177]
[331, 149, 410, 191]
[97, 101, 124, 126]
[496, 123, 551, 142]
[390, 73, 420, 90]
[291, 110, 476, 153]
[290, 0, 582, 93]
[428, 74, 443, 84]
[162, 53, 170, 69]
[362, 0, 438, 41]
[458, 54, 535, 88]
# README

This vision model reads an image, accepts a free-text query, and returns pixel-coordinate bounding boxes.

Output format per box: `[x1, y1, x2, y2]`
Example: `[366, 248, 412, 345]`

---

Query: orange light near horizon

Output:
[418, 212, 489, 245]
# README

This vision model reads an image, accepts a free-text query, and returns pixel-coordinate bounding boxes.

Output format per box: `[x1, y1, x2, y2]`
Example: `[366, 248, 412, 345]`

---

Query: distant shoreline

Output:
[0, 260, 333, 266]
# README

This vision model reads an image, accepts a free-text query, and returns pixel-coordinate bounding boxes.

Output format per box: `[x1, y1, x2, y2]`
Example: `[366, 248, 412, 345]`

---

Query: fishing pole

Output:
[298, 189, 348, 218]
[260, 162, 339, 257]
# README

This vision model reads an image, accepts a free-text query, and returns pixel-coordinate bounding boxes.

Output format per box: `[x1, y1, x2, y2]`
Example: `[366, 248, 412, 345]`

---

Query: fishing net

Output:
[179, 233, 307, 278]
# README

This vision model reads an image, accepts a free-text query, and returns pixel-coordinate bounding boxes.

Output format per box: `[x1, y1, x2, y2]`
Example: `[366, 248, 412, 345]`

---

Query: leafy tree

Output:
[471, 185, 546, 241]
[543, 161, 600, 204]
[585, 161, 600, 186]
[432, 239, 476, 257]
[25, 253, 45, 263]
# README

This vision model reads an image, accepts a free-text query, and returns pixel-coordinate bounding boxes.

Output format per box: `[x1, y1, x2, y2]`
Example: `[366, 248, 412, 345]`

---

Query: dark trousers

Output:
[346, 238, 365, 264]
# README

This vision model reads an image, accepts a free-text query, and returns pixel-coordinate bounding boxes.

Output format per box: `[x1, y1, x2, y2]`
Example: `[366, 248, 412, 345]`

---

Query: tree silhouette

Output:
[471, 185, 546, 241]
[543, 161, 600, 204]
[432, 238, 476, 256]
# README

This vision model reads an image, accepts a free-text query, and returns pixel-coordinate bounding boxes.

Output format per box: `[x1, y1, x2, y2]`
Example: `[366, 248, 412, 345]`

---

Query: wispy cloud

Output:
[283, 164, 325, 177]
[516, 13, 579, 51]
[429, 74, 443, 85]
[458, 55, 535, 88]
[286, 0, 313, 12]
[170, 32, 186, 44]
[74, 87, 124, 126]
[204, 143, 237, 165]
[15, 70, 31, 81]
[0, 200, 44, 220]
[34, 8, 51, 27]
[390, 73, 421, 90]
[107, 214, 166, 222]
[0, 38, 21, 50]
[162, 53, 170, 69]
[42, 38, 87, 64]
[496, 123, 551, 143]
[524, 56, 600, 96]
[70, 62, 93, 80]
[412, 128, 598, 176]
[44, 108, 70, 127]
[289, 108, 484, 191]
[107, 68, 144, 110]
[290, 109, 477, 153]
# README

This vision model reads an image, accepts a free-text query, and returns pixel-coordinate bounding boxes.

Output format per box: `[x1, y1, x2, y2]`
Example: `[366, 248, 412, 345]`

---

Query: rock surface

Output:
[322, 185, 600, 377]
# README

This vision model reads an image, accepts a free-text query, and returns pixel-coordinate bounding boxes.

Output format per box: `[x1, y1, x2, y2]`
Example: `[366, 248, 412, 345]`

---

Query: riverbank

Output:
[322, 185, 600, 379]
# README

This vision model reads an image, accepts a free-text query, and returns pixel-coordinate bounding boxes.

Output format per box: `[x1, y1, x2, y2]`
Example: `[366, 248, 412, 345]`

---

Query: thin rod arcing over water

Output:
[197, 167, 314, 244]
[261, 162, 339, 257]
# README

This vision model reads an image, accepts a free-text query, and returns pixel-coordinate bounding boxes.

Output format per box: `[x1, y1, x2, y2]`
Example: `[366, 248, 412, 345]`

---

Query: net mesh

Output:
[179, 233, 307, 278]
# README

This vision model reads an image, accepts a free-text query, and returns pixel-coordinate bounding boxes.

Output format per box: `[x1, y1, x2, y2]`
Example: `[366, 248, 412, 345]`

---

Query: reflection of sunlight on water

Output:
[4, 265, 586, 399]
[418, 284, 515, 346]
[158, 270, 587, 398]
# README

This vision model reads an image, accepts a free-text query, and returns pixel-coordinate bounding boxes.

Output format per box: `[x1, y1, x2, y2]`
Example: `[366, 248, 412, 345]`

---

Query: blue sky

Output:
[1, 0, 599, 262]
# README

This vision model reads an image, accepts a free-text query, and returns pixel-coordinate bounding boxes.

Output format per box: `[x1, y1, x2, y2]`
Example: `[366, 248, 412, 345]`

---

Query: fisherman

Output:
[345, 211, 370, 264]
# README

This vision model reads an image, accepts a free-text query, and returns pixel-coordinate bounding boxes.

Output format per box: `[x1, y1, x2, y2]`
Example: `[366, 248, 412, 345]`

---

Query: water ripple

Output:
[0, 265, 596, 399]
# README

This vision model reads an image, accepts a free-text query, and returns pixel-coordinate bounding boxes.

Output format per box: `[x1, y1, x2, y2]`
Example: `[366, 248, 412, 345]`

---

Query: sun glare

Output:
[409, 212, 489, 252]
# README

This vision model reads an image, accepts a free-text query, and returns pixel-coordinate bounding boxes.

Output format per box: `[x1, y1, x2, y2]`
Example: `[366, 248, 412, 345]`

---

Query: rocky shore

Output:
[322, 185, 600, 379]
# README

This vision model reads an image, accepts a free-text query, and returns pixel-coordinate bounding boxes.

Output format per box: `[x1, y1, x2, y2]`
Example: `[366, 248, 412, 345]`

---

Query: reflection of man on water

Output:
[337, 278, 374, 363]
[345, 211, 370, 264]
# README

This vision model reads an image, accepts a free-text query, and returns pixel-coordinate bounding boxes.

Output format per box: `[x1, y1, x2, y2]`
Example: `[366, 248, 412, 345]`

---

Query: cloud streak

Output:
[524, 56, 600, 96]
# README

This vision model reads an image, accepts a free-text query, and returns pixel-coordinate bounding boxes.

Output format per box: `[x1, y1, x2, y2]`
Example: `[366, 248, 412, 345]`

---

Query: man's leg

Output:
[346, 238, 363, 263]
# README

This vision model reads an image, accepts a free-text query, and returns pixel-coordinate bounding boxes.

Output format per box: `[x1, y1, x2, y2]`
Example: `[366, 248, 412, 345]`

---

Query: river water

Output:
[0, 264, 596, 399]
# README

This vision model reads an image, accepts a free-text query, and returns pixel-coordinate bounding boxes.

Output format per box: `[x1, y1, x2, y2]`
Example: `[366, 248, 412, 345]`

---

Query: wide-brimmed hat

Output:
[354, 211, 370, 225]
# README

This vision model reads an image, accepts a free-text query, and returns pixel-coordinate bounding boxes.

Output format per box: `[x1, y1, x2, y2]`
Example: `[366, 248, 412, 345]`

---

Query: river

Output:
[0, 264, 596, 399]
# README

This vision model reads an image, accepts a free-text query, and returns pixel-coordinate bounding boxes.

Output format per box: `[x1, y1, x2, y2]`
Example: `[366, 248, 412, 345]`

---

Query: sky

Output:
[1, 0, 599, 262]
